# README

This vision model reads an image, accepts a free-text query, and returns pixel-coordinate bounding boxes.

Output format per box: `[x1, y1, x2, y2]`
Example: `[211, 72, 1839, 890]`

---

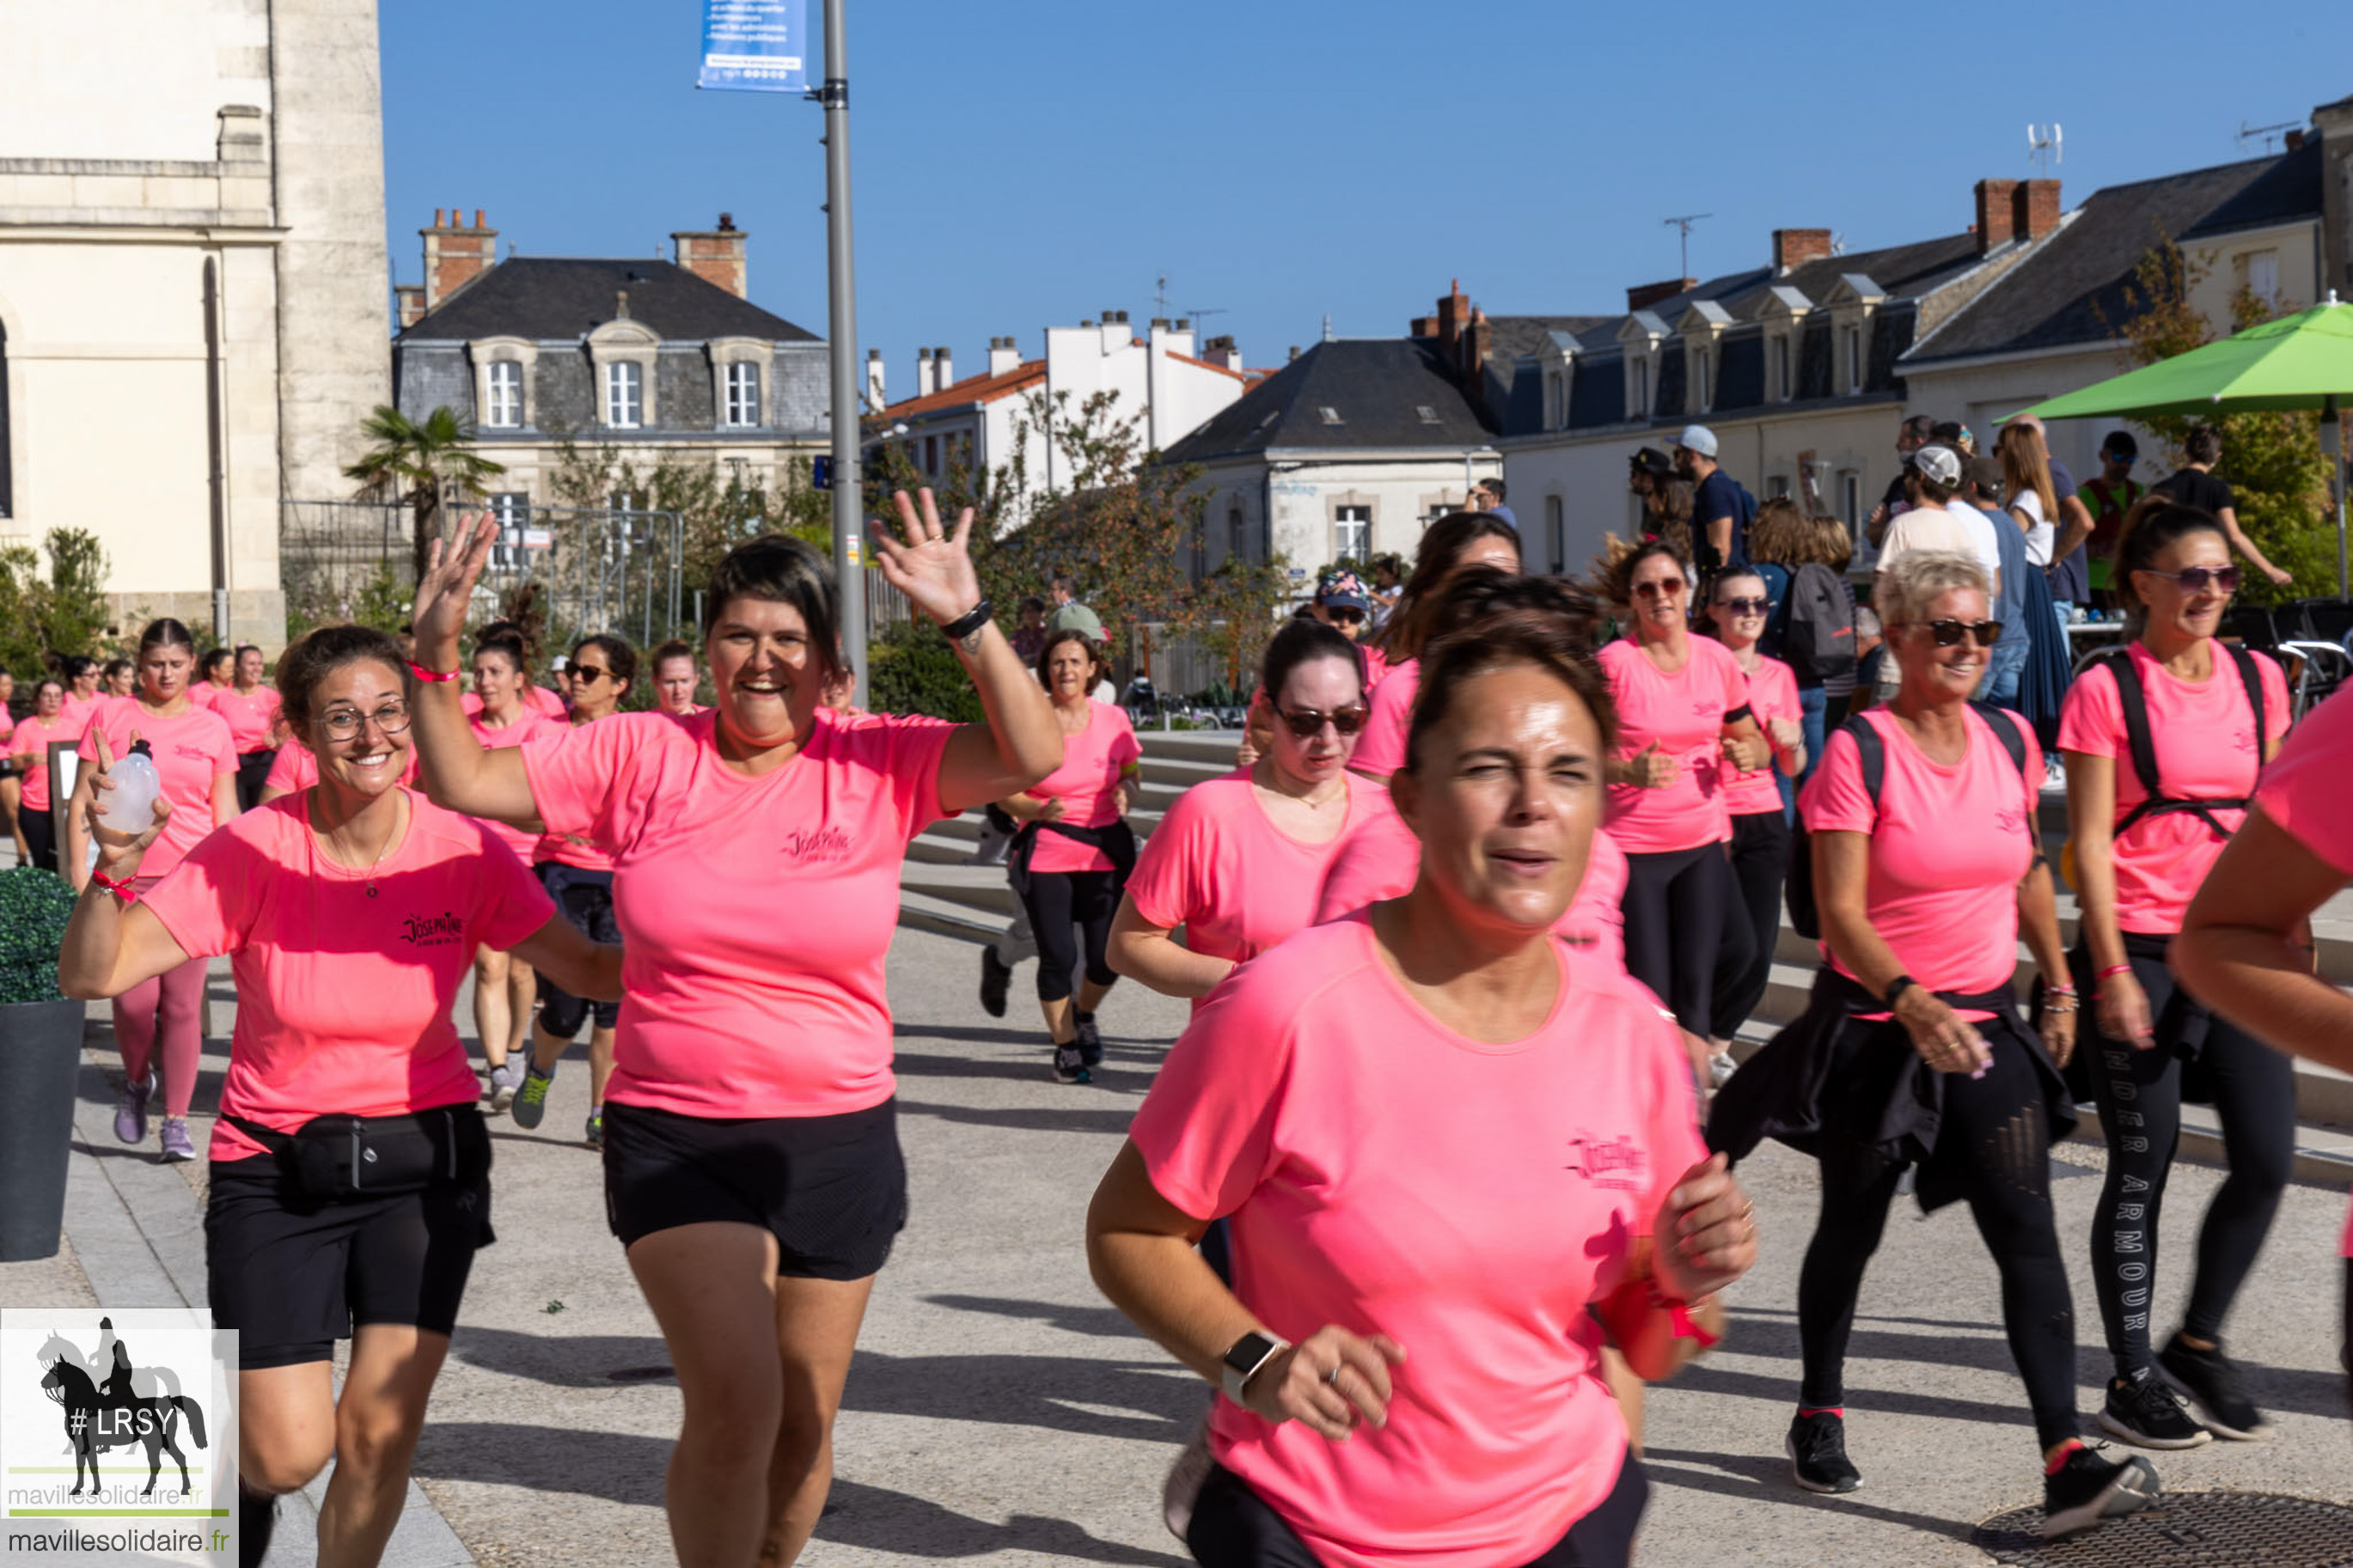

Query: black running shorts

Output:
[601, 1098, 906, 1280]
[205, 1124, 494, 1370]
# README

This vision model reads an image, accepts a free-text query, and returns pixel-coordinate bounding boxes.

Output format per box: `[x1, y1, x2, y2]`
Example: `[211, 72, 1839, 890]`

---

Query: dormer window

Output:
[1693, 348, 1712, 412]
[1844, 326, 1863, 394]
[604, 361, 644, 428]
[486, 361, 523, 428]
[1773, 336, 1793, 403]
[724, 361, 761, 427]
[1629, 357, 1650, 418]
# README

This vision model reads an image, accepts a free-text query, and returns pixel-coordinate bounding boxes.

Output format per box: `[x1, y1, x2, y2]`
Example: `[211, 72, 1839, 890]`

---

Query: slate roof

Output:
[1160, 339, 1494, 465]
[397, 258, 819, 344]
[1908, 148, 2321, 364]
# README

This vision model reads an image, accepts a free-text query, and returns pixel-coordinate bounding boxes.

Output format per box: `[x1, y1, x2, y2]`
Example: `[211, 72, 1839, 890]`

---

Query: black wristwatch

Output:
[1881, 973, 1919, 1010]
[939, 598, 993, 642]
[1219, 1331, 1288, 1403]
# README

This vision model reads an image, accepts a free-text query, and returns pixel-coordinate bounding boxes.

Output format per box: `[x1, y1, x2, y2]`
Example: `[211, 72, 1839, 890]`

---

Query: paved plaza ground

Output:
[3, 923, 2348, 1566]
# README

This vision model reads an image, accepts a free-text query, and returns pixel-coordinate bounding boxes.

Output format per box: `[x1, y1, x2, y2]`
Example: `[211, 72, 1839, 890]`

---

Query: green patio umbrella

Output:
[2019, 292, 2353, 597]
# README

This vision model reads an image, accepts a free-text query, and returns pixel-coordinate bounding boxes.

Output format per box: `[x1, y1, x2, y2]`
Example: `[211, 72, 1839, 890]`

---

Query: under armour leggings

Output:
[115, 952, 208, 1120]
[1712, 809, 1788, 1040]
[1620, 842, 1748, 1040]
[2075, 935, 2295, 1379]
[1797, 1021, 2080, 1452]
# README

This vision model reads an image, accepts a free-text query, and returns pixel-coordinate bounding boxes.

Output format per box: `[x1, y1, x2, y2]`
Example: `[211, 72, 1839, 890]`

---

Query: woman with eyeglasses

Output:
[466, 632, 565, 1114]
[1709, 552, 2160, 1538]
[508, 632, 637, 1145]
[9, 676, 84, 872]
[1593, 540, 1769, 1065]
[1111, 619, 1382, 1008]
[999, 630, 1141, 1084]
[63, 619, 240, 1164]
[58, 623, 618, 1568]
[60, 655, 104, 728]
[1701, 568, 1806, 1085]
[1348, 512, 1521, 784]
[2057, 499, 2293, 1449]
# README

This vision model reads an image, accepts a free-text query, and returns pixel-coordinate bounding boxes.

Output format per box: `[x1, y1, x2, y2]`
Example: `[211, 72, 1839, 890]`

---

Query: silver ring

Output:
[1323, 1365, 1343, 1388]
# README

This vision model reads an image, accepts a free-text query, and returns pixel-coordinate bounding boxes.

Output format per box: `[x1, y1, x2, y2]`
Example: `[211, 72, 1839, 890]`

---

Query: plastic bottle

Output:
[98, 741, 162, 834]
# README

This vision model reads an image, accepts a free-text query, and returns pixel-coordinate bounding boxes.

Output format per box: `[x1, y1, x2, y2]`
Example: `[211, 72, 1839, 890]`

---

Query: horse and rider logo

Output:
[34, 1316, 210, 1498]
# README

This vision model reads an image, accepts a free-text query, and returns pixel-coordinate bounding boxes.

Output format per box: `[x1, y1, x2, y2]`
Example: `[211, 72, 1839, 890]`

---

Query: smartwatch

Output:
[1219, 1331, 1288, 1404]
[1881, 973, 1919, 1010]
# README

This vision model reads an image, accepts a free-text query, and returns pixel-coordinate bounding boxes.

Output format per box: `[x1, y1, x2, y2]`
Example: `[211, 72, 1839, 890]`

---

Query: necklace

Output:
[318, 794, 404, 897]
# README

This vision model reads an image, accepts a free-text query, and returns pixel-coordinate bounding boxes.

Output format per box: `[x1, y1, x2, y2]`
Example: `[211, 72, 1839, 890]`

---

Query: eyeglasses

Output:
[1917, 619, 2002, 648]
[1717, 596, 1769, 615]
[570, 665, 614, 685]
[1634, 579, 1687, 599]
[318, 700, 412, 740]
[1277, 705, 1369, 740]
[2138, 565, 2240, 595]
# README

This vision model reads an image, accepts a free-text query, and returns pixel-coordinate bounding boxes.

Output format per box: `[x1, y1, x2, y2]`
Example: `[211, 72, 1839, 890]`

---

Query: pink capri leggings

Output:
[115, 954, 208, 1119]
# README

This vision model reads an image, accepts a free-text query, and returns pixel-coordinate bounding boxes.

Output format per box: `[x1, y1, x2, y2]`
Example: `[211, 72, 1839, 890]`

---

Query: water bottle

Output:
[98, 741, 162, 834]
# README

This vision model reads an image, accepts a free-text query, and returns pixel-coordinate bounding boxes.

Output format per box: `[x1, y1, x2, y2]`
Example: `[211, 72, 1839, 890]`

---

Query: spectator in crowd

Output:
[1867, 414, 1939, 546]
[1009, 595, 1050, 664]
[1965, 455, 2033, 710]
[1932, 421, 1971, 457]
[2154, 426, 2294, 588]
[1853, 606, 1883, 666]
[1366, 554, 1405, 631]
[1471, 478, 1517, 528]
[2081, 432, 2144, 603]
[1048, 576, 1101, 635]
[1629, 446, 1676, 512]
[1744, 497, 1804, 628]
[1877, 446, 2000, 592]
[1676, 424, 1751, 575]
[2004, 413, 2097, 618]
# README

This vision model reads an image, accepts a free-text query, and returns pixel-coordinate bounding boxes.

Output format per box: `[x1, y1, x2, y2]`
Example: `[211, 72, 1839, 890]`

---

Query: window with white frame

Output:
[1692, 348, 1711, 412]
[1335, 505, 1371, 562]
[486, 360, 523, 428]
[1773, 336, 1793, 402]
[2241, 248, 2281, 307]
[1629, 357, 1650, 417]
[1545, 495, 1565, 574]
[724, 361, 761, 426]
[1844, 326, 1863, 394]
[603, 361, 644, 428]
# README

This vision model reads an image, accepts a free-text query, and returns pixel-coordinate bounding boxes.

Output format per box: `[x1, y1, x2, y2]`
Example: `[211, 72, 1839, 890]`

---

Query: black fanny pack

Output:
[223, 1104, 489, 1201]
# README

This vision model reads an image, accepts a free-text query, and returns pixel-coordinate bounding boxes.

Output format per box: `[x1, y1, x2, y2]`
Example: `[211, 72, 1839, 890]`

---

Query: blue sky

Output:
[383, 3, 2351, 392]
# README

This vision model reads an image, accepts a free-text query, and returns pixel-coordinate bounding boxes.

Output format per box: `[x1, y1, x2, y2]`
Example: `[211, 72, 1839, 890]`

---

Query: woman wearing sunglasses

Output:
[1348, 512, 1521, 783]
[1712, 552, 2159, 1538]
[999, 629, 1141, 1085]
[466, 632, 565, 1113]
[1112, 619, 1380, 1008]
[510, 632, 637, 1145]
[1702, 569, 1806, 1085]
[1593, 541, 1769, 1065]
[2057, 499, 2292, 1449]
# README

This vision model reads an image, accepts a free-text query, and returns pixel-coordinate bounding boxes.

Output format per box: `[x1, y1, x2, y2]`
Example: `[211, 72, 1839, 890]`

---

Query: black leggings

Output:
[1018, 869, 1121, 1004]
[235, 749, 277, 814]
[1188, 1452, 1648, 1568]
[21, 809, 57, 873]
[1620, 842, 1747, 1039]
[1797, 1022, 2079, 1452]
[2075, 936, 2295, 1377]
[1712, 809, 1788, 1040]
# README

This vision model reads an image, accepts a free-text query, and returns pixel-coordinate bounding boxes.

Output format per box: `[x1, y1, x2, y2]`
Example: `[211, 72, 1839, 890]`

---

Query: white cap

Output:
[1676, 424, 1718, 459]
[1911, 443, 1962, 487]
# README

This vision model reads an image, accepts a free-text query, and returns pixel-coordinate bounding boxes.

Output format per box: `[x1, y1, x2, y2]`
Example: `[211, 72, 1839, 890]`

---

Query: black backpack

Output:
[1787, 707, 2032, 941]
[2100, 644, 2268, 839]
[1779, 563, 1857, 688]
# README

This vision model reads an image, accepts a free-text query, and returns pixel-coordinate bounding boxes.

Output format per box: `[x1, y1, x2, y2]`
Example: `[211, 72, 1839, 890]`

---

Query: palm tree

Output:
[342, 405, 507, 586]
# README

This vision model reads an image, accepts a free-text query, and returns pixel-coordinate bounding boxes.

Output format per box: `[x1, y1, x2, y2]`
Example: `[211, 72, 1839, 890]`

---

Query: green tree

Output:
[2104, 238, 2334, 602]
[0, 528, 113, 680]
[343, 405, 508, 587]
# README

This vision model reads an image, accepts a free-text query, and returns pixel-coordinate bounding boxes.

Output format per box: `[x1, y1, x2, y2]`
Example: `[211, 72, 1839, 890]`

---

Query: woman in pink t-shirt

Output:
[1091, 602, 1757, 1568]
[1348, 511, 1522, 782]
[64, 619, 240, 1164]
[999, 630, 1141, 1083]
[59, 623, 615, 1565]
[59, 655, 103, 729]
[651, 637, 705, 717]
[1710, 552, 2158, 1538]
[406, 497, 1059, 1566]
[2176, 679, 2353, 1434]
[2059, 501, 2295, 1447]
[0, 669, 20, 865]
[101, 656, 135, 698]
[1594, 540, 1769, 1051]
[212, 644, 286, 811]
[1702, 567, 1807, 1081]
[8, 677, 82, 872]
[467, 631, 562, 1114]
[1111, 619, 1384, 1004]
[191, 646, 235, 709]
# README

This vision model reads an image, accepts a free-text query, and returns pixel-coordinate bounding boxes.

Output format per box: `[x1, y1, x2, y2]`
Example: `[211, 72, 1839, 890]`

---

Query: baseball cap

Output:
[1962, 455, 2005, 498]
[1676, 424, 1719, 459]
[1314, 567, 1372, 614]
[1910, 443, 1962, 487]
[1053, 602, 1105, 643]
[1630, 446, 1676, 479]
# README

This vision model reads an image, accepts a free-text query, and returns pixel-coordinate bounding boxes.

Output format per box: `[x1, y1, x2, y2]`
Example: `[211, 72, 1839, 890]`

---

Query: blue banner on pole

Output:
[699, 0, 808, 94]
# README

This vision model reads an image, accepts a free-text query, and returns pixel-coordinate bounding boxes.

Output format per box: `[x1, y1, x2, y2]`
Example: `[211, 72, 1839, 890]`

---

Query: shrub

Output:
[0, 867, 76, 1005]
[865, 620, 984, 723]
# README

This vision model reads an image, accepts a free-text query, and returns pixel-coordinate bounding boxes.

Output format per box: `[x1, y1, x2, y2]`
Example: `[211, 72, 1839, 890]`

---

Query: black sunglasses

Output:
[2137, 565, 2240, 595]
[1717, 596, 1769, 615]
[1326, 607, 1366, 626]
[570, 665, 614, 684]
[1920, 619, 2002, 648]
[1277, 706, 1369, 740]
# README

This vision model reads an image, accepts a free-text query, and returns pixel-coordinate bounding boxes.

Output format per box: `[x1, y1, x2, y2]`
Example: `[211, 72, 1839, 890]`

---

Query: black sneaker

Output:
[2097, 1370, 2211, 1449]
[238, 1486, 278, 1568]
[2157, 1332, 2270, 1441]
[979, 947, 1011, 1018]
[1053, 1042, 1091, 1085]
[2041, 1443, 2159, 1540]
[1074, 1013, 1104, 1068]
[1786, 1411, 1861, 1494]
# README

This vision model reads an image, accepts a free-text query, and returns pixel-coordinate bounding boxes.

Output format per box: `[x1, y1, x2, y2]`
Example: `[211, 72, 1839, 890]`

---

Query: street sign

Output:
[813, 455, 833, 490]
[697, 0, 808, 93]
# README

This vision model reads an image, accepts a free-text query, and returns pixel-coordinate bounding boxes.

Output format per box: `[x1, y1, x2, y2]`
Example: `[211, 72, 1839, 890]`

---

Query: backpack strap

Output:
[1850, 715, 1886, 812]
[1977, 705, 2031, 779]
[2228, 644, 2267, 766]
[2106, 650, 2162, 806]
[2110, 645, 2257, 839]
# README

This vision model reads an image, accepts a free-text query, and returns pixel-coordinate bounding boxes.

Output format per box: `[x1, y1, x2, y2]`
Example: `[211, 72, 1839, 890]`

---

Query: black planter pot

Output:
[0, 998, 85, 1262]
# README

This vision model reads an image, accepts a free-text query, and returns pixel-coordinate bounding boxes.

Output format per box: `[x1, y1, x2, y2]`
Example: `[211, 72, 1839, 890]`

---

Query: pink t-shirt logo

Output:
[1993, 802, 2029, 836]
[782, 826, 854, 863]
[399, 911, 466, 949]
[1564, 1132, 1650, 1190]
[2231, 727, 2258, 755]
[172, 742, 212, 762]
[1690, 699, 1716, 717]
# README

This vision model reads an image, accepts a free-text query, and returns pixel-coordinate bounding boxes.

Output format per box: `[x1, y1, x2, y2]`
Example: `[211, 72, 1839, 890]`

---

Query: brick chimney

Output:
[1626, 278, 1696, 312]
[1434, 279, 1470, 361]
[2014, 179, 2062, 243]
[987, 336, 1021, 376]
[1201, 333, 1244, 371]
[865, 348, 884, 409]
[1772, 229, 1832, 275]
[672, 212, 749, 297]
[420, 207, 498, 312]
[1974, 179, 2020, 255]
[394, 284, 426, 330]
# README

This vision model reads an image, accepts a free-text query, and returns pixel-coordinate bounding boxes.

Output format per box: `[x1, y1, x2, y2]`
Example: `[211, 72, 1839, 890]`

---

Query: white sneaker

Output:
[1161, 1406, 1213, 1542]
[1708, 1049, 1739, 1089]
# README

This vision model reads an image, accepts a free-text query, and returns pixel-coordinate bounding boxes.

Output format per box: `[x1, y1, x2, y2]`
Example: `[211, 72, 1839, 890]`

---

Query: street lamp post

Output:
[818, 0, 867, 704]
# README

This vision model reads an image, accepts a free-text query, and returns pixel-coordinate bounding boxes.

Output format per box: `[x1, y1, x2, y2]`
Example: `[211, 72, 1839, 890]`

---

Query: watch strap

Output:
[1218, 1332, 1287, 1404]
[939, 598, 994, 642]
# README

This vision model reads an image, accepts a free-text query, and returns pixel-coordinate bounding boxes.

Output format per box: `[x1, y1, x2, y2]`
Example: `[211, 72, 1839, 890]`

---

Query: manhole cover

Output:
[605, 1365, 675, 1382]
[1971, 1492, 2353, 1565]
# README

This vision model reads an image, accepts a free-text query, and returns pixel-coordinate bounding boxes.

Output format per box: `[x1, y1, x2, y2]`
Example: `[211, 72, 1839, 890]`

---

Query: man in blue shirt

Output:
[1675, 423, 1749, 574]
[1471, 478, 1517, 529]
[1963, 455, 2032, 709]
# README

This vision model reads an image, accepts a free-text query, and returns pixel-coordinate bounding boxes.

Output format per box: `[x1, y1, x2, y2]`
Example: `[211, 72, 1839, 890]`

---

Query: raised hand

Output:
[871, 489, 983, 633]
[79, 725, 170, 875]
[411, 511, 498, 671]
